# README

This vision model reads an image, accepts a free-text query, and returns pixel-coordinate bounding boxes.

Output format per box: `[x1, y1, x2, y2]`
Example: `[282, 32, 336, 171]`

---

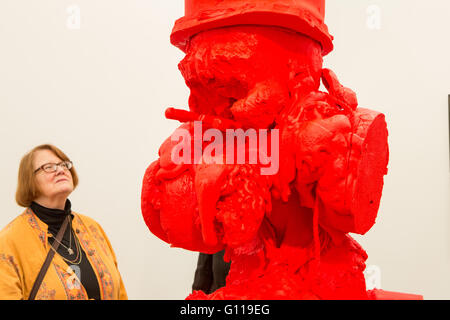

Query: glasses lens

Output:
[64, 161, 73, 170]
[43, 164, 57, 173]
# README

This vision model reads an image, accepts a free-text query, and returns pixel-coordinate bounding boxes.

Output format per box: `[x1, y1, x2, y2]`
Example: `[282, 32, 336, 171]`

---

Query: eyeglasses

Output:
[34, 161, 73, 174]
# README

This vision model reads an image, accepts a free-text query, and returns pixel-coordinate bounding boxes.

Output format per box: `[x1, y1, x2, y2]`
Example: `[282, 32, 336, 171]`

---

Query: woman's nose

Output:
[55, 166, 66, 174]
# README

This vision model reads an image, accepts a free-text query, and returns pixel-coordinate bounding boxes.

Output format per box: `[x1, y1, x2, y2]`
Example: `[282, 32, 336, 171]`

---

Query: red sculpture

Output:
[141, 0, 417, 299]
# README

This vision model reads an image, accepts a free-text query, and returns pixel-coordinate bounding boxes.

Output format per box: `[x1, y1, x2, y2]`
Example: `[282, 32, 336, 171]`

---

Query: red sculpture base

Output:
[368, 289, 423, 300]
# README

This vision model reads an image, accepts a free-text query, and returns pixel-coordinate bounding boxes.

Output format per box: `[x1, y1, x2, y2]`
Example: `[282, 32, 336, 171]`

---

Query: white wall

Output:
[0, 0, 448, 299]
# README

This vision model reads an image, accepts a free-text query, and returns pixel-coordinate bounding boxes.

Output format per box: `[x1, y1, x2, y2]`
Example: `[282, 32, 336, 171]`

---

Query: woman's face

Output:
[33, 149, 74, 200]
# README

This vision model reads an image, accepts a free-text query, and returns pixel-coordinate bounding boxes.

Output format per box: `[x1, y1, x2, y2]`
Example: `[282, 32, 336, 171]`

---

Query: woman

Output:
[0, 144, 127, 300]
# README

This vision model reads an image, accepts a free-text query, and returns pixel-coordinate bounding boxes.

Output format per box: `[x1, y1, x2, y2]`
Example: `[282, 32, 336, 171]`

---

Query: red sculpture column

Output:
[141, 0, 422, 300]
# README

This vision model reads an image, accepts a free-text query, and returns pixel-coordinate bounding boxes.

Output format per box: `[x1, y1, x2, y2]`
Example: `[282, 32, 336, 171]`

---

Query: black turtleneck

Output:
[30, 200, 101, 300]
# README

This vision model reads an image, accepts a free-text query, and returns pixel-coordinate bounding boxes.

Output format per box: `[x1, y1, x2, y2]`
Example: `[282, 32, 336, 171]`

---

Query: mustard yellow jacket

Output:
[0, 208, 128, 300]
